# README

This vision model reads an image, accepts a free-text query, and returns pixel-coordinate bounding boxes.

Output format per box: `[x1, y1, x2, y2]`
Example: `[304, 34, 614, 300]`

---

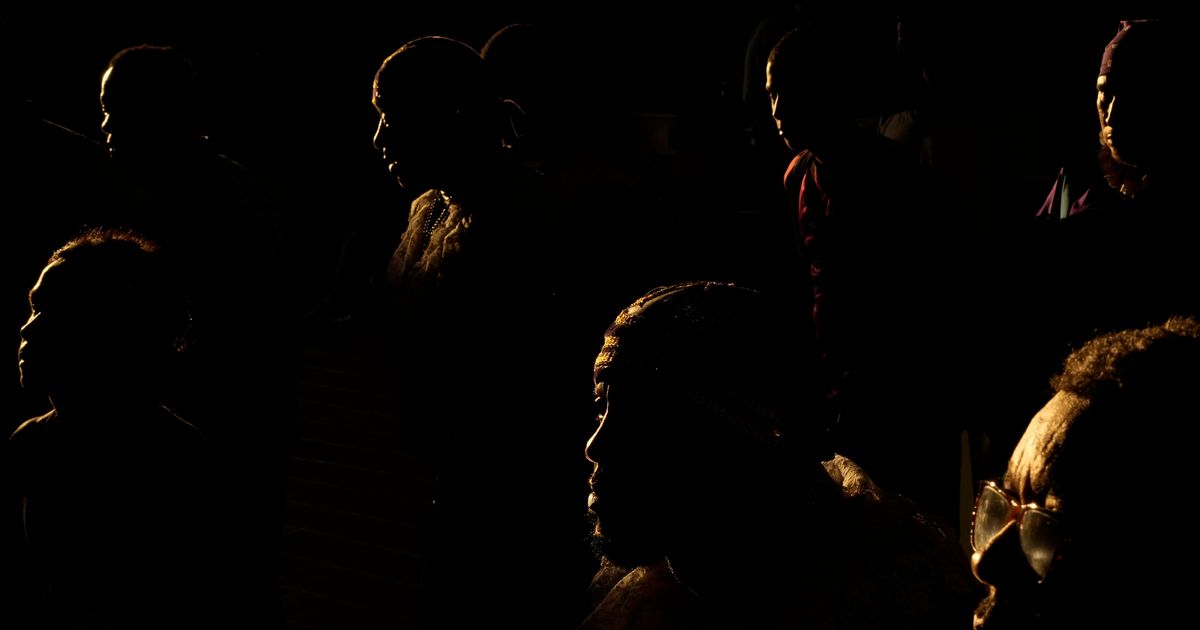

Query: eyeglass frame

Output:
[971, 480, 1070, 581]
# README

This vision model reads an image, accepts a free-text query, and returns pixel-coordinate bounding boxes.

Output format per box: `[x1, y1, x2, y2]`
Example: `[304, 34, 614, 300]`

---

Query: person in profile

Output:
[99, 44, 297, 622]
[993, 19, 1198, 455]
[372, 36, 594, 627]
[971, 316, 1200, 630]
[6, 228, 218, 629]
[583, 281, 978, 630]
[765, 23, 963, 519]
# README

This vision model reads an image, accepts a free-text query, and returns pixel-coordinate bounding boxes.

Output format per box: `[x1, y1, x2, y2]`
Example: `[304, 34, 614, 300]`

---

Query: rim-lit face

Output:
[765, 58, 830, 152]
[371, 70, 468, 193]
[765, 59, 795, 150]
[18, 261, 94, 396]
[1096, 73, 1153, 168]
[99, 66, 117, 152]
[585, 372, 688, 568]
[371, 78, 420, 189]
[100, 65, 190, 161]
[19, 258, 163, 403]
[971, 391, 1078, 630]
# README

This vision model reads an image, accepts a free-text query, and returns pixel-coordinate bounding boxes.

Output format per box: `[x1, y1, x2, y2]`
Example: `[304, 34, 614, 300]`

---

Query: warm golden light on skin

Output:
[101, 66, 115, 93]
[1096, 75, 1113, 141]
[764, 60, 779, 130]
[100, 66, 115, 141]
[1006, 391, 1084, 511]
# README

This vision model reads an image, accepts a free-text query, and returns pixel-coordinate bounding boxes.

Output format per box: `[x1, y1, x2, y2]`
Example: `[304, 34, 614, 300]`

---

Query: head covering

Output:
[595, 281, 831, 459]
[1099, 20, 1162, 77]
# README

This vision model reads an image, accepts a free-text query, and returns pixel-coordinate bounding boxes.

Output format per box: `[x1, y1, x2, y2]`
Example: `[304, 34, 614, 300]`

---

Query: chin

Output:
[588, 511, 662, 570]
[974, 592, 1050, 630]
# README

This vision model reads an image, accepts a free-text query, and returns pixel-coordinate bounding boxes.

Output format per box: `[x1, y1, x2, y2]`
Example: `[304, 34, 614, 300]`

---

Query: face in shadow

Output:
[971, 391, 1147, 630]
[1095, 73, 1158, 169]
[20, 260, 115, 399]
[371, 38, 495, 193]
[586, 371, 694, 569]
[765, 57, 810, 152]
[371, 83, 460, 193]
[19, 254, 175, 405]
[764, 34, 847, 152]
[99, 52, 198, 163]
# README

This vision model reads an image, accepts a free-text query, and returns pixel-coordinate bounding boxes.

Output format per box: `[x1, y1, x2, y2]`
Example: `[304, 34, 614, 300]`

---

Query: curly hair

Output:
[1052, 316, 1200, 405]
[48, 227, 190, 354]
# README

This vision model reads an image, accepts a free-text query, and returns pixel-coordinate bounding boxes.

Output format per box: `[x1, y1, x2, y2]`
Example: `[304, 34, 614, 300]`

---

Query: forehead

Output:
[765, 59, 781, 87]
[30, 260, 67, 298]
[1006, 391, 1087, 504]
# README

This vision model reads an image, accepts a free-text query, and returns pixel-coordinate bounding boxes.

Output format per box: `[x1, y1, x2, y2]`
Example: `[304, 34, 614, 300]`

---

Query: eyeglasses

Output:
[972, 481, 1068, 580]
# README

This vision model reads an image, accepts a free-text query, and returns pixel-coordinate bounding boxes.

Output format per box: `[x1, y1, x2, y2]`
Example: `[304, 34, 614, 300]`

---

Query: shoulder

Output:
[819, 455, 978, 628]
[580, 561, 703, 630]
[134, 406, 213, 461]
[6, 411, 57, 475]
[783, 151, 815, 191]
[9, 410, 56, 446]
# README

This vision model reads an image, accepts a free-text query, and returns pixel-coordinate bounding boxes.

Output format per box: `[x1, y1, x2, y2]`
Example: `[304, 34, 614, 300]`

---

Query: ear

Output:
[499, 98, 526, 147]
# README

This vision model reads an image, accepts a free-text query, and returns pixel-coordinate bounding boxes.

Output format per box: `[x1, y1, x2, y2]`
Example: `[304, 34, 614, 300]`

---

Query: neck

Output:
[50, 389, 158, 423]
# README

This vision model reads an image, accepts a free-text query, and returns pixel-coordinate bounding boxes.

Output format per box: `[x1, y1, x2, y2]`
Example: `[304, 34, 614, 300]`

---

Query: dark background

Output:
[4, 2, 1177, 628]
[8, 2, 1173, 280]
[9, 1, 776, 275]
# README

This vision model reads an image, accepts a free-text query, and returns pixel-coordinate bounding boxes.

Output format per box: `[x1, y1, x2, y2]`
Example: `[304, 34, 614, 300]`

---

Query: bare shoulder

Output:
[9, 410, 56, 446]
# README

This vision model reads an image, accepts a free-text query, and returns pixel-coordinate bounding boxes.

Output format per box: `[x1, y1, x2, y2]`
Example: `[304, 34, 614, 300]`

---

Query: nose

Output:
[1100, 94, 1116, 128]
[101, 112, 115, 140]
[971, 519, 1040, 588]
[770, 93, 784, 124]
[585, 423, 603, 465]
[372, 115, 387, 154]
[19, 311, 40, 343]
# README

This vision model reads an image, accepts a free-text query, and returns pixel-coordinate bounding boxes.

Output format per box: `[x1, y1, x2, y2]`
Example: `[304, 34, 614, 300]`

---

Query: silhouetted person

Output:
[6, 229, 218, 629]
[3, 29, 114, 623]
[971, 316, 1200, 630]
[480, 23, 685, 328]
[583, 281, 977, 629]
[5, 21, 109, 418]
[372, 36, 594, 628]
[99, 44, 296, 625]
[479, 23, 559, 169]
[765, 24, 963, 519]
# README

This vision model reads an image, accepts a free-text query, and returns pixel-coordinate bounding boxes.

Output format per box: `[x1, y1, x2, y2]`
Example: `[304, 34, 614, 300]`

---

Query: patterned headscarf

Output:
[595, 281, 831, 459]
[1099, 20, 1162, 77]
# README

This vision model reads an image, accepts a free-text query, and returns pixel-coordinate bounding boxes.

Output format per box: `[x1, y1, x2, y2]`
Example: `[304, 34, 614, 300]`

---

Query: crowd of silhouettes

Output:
[3, 6, 1197, 629]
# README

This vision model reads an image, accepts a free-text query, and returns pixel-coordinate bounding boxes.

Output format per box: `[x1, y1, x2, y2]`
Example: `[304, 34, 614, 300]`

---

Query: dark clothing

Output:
[1012, 171, 1199, 387]
[6, 406, 218, 629]
[387, 164, 595, 628]
[580, 456, 979, 630]
[782, 132, 963, 520]
[101, 145, 298, 624]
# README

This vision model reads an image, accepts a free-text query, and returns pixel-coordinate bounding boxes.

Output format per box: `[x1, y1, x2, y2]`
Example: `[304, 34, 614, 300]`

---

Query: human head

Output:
[971, 316, 1200, 629]
[372, 36, 503, 192]
[765, 23, 863, 151]
[19, 228, 189, 407]
[1095, 20, 1178, 171]
[480, 24, 563, 159]
[100, 45, 201, 162]
[586, 281, 830, 570]
[480, 23, 552, 120]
